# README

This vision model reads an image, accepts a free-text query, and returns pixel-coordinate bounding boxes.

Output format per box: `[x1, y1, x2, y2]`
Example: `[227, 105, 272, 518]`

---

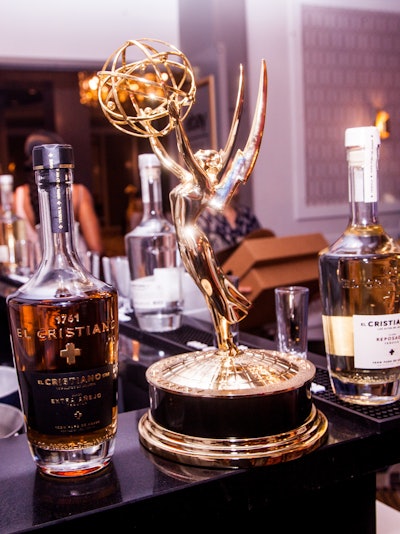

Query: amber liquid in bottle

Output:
[7, 144, 118, 477]
[319, 127, 400, 406]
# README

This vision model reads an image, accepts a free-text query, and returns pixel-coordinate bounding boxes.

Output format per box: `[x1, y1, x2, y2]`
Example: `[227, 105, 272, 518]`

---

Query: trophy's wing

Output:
[219, 65, 245, 170]
[212, 60, 268, 209]
[240, 59, 268, 178]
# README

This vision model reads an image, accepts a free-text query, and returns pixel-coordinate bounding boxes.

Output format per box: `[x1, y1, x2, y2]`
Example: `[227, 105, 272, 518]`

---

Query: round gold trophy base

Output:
[138, 348, 328, 468]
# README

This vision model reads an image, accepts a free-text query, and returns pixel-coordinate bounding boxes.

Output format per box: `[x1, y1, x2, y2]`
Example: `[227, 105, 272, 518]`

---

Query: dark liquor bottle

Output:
[319, 126, 400, 405]
[7, 144, 119, 477]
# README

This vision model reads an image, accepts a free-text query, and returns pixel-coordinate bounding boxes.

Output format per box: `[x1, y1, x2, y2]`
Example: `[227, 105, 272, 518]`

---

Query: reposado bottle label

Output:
[322, 313, 400, 369]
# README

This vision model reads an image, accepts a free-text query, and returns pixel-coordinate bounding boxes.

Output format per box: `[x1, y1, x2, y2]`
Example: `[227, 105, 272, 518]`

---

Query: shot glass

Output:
[15, 239, 37, 277]
[107, 256, 133, 321]
[274, 285, 309, 359]
[84, 250, 100, 278]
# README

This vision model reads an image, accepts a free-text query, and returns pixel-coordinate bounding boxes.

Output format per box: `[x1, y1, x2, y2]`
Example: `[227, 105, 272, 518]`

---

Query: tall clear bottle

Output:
[7, 144, 119, 477]
[319, 126, 400, 405]
[0, 174, 26, 275]
[125, 153, 183, 332]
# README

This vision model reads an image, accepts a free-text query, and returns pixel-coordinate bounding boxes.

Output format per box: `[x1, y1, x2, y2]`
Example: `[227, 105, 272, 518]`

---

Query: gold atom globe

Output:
[97, 38, 196, 138]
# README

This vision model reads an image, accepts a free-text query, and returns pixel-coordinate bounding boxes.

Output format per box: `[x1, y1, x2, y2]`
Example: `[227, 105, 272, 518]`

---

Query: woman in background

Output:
[13, 129, 104, 256]
[197, 198, 263, 253]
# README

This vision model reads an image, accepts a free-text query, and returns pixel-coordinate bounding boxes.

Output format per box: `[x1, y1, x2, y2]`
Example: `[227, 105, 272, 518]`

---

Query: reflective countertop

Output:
[0, 278, 399, 532]
[0, 396, 394, 533]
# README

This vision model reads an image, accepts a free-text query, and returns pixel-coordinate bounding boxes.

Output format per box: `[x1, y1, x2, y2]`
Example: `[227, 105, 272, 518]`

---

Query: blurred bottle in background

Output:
[0, 174, 29, 276]
[125, 153, 183, 332]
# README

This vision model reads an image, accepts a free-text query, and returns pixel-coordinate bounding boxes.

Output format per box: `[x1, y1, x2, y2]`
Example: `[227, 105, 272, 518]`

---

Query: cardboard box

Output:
[221, 233, 328, 330]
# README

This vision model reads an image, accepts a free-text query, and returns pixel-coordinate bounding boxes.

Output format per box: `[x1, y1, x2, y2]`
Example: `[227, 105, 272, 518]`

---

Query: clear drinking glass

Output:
[15, 239, 37, 277]
[108, 255, 133, 321]
[274, 286, 309, 359]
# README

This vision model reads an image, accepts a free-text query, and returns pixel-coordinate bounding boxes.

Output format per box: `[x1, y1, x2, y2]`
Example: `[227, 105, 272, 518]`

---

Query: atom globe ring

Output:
[97, 38, 197, 138]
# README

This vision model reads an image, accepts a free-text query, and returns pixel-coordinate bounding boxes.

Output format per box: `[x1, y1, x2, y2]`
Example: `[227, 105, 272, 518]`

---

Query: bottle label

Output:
[362, 130, 378, 203]
[131, 267, 182, 310]
[353, 313, 400, 368]
[322, 316, 354, 356]
[25, 364, 115, 435]
[8, 297, 118, 437]
[322, 313, 400, 368]
[48, 170, 69, 233]
[350, 133, 378, 203]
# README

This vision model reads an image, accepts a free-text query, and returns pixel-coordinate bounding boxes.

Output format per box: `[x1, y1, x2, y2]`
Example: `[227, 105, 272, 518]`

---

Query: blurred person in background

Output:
[197, 195, 274, 296]
[13, 129, 104, 257]
[197, 195, 265, 253]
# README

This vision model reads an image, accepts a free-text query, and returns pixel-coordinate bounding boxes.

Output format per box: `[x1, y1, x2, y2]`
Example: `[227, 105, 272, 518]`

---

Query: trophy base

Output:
[138, 348, 328, 468]
[139, 405, 327, 468]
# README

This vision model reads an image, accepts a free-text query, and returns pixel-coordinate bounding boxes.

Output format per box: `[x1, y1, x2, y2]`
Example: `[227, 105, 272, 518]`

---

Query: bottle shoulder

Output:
[8, 264, 116, 302]
[125, 217, 175, 237]
[320, 225, 400, 258]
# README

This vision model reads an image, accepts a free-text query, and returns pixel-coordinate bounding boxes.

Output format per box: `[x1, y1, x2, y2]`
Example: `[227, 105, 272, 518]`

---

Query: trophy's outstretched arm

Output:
[149, 136, 191, 183]
[169, 101, 217, 193]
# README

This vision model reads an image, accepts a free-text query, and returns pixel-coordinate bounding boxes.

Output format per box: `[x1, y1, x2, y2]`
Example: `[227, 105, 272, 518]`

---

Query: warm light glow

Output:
[78, 72, 112, 107]
[375, 110, 390, 139]
[130, 72, 165, 105]
[79, 71, 126, 108]
[7, 162, 16, 173]
[78, 72, 100, 107]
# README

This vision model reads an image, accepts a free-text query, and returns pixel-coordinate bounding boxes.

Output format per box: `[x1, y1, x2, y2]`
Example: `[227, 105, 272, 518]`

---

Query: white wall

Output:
[0, 0, 180, 67]
[246, 0, 400, 242]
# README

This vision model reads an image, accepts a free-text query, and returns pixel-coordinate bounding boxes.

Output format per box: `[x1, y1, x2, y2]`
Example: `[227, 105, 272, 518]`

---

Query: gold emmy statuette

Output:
[98, 39, 328, 468]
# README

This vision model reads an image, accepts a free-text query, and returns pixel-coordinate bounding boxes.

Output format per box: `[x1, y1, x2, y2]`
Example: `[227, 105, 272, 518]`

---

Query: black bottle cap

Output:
[32, 144, 74, 170]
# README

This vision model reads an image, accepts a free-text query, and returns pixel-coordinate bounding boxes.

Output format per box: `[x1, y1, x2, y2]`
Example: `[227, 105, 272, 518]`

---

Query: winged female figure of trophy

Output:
[98, 39, 267, 356]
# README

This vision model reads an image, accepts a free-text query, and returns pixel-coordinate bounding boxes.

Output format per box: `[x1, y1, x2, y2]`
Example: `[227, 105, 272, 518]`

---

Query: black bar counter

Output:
[1, 278, 400, 533]
[0, 400, 391, 534]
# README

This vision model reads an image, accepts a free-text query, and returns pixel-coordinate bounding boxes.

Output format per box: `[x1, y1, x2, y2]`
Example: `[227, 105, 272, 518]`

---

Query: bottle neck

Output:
[347, 145, 379, 227]
[140, 167, 164, 219]
[36, 167, 78, 262]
